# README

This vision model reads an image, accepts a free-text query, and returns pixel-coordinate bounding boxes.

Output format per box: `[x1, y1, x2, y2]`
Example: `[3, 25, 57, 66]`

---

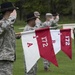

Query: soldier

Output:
[43, 13, 53, 27]
[16, 12, 40, 75]
[52, 12, 59, 27]
[0, 2, 17, 75]
[43, 13, 59, 28]
[42, 13, 59, 71]
[42, 13, 52, 71]
[34, 11, 42, 27]
[24, 13, 40, 75]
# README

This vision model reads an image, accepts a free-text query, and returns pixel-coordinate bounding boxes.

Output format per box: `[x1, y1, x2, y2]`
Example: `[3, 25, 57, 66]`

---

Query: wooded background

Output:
[0, 0, 75, 20]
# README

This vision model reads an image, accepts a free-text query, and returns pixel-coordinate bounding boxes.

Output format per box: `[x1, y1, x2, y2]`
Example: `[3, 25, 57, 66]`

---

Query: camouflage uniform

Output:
[35, 18, 42, 28]
[0, 61, 13, 75]
[42, 21, 51, 70]
[43, 21, 52, 27]
[43, 16, 59, 28]
[42, 15, 59, 70]
[24, 24, 39, 75]
[0, 16, 16, 75]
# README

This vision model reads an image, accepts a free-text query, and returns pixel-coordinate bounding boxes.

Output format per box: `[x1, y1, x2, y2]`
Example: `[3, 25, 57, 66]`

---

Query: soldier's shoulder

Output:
[23, 25, 29, 31]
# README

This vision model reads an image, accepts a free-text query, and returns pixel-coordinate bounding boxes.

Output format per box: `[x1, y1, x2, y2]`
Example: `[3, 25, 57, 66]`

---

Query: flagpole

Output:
[16, 25, 62, 35]
[18, 25, 62, 30]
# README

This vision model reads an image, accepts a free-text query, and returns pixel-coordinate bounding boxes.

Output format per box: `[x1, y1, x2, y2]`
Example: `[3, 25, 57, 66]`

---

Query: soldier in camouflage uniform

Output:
[34, 11, 42, 27]
[43, 13, 59, 28]
[0, 2, 17, 75]
[42, 13, 59, 71]
[16, 13, 39, 75]
[24, 13, 41, 75]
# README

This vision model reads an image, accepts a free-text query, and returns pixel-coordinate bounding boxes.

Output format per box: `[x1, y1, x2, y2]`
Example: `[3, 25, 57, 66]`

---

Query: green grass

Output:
[13, 20, 75, 75]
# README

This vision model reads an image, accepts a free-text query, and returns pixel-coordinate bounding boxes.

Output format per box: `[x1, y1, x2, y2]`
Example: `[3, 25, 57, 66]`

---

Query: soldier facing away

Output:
[0, 2, 17, 75]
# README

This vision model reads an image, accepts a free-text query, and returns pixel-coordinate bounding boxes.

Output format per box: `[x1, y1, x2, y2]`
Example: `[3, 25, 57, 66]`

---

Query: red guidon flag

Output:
[21, 27, 72, 73]
[60, 29, 72, 59]
[50, 29, 72, 59]
[35, 27, 58, 67]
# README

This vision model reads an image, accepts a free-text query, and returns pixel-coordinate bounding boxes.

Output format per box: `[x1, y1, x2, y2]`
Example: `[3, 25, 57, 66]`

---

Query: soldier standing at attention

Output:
[24, 13, 39, 75]
[42, 13, 59, 71]
[43, 13, 53, 27]
[43, 13, 59, 28]
[34, 11, 42, 27]
[16, 12, 39, 75]
[0, 2, 17, 75]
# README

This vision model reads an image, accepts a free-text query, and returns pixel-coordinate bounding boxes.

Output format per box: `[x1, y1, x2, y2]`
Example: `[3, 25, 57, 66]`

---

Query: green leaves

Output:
[0, 0, 74, 20]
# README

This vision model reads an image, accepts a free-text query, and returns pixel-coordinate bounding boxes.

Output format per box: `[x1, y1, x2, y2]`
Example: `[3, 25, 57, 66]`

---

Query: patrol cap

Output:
[0, 2, 18, 13]
[34, 11, 40, 17]
[46, 13, 52, 16]
[26, 12, 36, 22]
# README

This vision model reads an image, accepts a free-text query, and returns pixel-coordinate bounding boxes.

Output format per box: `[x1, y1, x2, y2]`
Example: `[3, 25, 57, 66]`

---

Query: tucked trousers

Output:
[43, 59, 50, 68]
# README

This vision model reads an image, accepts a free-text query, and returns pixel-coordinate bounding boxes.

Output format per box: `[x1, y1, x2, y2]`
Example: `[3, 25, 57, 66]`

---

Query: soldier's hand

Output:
[16, 33, 21, 39]
[10, 10, 17, 19]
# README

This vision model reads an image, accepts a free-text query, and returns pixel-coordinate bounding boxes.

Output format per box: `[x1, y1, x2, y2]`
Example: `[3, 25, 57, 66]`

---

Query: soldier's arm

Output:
[53, 15, 59, 23]
[16, 26, 27, 39]
[42, 22, 47, 27]
[0, 16, 16, 35]
[16, 33, 21, 39]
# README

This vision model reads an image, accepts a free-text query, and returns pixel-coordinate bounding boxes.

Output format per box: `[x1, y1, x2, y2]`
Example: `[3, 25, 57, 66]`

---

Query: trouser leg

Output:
[0, 60, 13, 75]
[43, 59, 50, 70]
[25, 63, 37, 75]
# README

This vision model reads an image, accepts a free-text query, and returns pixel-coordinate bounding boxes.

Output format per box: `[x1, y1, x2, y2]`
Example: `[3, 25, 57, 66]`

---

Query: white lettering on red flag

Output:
[35, 27, 58, 67]
[60, 29, 72, 59]
[21, 28, 72, 73]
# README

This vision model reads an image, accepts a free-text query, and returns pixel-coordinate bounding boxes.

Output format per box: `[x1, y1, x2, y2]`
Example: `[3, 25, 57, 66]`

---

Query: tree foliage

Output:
[0, 0, 75, 20]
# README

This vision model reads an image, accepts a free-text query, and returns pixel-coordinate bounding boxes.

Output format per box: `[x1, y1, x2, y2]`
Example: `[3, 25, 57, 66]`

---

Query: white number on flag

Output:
[65, 36, 70, 46]
[41, 37, 48, 47]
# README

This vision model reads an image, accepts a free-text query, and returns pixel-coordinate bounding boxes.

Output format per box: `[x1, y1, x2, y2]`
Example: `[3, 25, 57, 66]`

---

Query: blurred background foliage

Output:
[0, 0, 75, 21]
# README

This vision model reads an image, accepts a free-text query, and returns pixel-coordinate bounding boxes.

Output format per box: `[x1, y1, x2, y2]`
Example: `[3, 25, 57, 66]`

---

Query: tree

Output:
[15, 0, 25, 20]
[1, 0, 17, 2]
[71, 0, 75, 19]
[0, 0, 73, 20]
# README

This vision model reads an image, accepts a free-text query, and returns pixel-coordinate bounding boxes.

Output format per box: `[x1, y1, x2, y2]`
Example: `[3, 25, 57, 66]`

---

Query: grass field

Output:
[13, 21, 75, 75]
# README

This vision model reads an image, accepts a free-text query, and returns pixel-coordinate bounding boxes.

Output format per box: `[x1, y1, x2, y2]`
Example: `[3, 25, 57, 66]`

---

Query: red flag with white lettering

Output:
[50, 29, 72, 59]
[21, 27, 72, 73]
[60, 29, 72, 59]
[35, 27, 58, 67]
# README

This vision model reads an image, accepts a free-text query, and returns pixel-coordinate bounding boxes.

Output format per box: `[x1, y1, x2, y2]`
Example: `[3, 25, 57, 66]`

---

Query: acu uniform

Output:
[23, 13, 41, 75]
[24, 25, 39, 75]
[0, 2, 17, 75]
[42, 13, 59, 71]
[34, 11, 42, 28]
[43, 15, 59, 28]
[0, 16, 16, 75]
